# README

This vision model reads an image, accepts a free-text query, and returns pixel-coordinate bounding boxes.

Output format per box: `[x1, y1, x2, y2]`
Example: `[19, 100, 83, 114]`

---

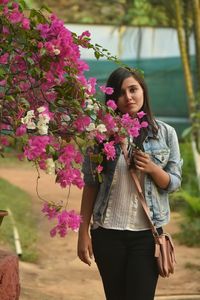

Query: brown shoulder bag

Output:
[122, 144, 176, 278]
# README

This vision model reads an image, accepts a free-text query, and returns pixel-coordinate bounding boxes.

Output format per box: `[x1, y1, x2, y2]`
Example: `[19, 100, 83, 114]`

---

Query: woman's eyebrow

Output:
[121, 84, 138, 91]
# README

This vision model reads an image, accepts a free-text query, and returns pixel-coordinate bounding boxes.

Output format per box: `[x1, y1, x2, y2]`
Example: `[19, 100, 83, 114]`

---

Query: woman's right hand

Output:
[77, 231, 93, 266]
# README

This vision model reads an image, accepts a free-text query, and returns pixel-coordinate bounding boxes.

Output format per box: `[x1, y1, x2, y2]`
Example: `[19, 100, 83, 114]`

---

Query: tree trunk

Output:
[192, 0, 200, 91]
[174, 0, 195, 115]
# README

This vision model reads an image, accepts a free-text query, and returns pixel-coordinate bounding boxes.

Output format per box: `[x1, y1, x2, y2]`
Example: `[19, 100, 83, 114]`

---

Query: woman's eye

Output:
[130, 88, 137, 93]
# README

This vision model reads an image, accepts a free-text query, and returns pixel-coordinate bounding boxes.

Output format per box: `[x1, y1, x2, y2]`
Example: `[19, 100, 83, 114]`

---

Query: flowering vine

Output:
[0, 0, 147, 237]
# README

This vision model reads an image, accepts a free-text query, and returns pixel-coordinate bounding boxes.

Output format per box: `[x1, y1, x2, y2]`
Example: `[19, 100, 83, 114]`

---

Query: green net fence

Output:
[86, 56, 194, 139]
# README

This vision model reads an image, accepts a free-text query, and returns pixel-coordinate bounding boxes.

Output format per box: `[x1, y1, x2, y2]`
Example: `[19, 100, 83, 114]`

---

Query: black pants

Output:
[91, 227, 162, 300]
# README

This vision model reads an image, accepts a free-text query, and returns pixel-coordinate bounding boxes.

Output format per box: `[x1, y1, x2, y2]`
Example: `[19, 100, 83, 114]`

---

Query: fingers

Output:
[133, 151, 150, 170]
[77, 235, 93, 266]
[134, 150, 149, 161]
[78, 249, 92, 266]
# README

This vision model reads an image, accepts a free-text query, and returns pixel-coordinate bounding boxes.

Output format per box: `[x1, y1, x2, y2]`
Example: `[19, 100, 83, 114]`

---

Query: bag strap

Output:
[121, 143, 159, 238]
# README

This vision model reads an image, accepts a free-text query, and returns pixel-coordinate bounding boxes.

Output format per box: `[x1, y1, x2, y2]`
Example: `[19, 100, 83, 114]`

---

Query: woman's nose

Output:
[125, 90, 132, 101]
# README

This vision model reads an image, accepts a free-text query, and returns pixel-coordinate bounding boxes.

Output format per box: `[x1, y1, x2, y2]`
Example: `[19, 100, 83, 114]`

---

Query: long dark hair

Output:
[105, 67, 158, 139]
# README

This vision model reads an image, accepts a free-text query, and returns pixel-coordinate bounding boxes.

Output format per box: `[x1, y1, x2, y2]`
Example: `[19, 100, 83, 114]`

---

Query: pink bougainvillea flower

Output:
[87, 77, 97, 95]
[107, 100, 117, 110]
[49, 210, 82, 237]
[96, 165, 103, 173]
[78, 30, 91, 40]
[50, 227, 57, 237]
[137, 111, 146, 119]
[58, 144, 77, 165]
[24, 136, 50, 160]
[2, 26, 9, 34]
[94, 132, 106, 143]
[140, 121, 148, 128]
[8, 10, 23, 24]
[99, 85, 114, 95]
[102, 113, 116, 131]
[74, 115, 91, 132]
[0, 136, 9, 146]
[16, 124, 27, 136]
[129, 126, 140, 138]
[22, 17, 30, 30]
[0, 79, 6, 86]
[41, 202, 59, 220]
[0, 0, 9, 5]
[103, 141, 116, 160]
[0, 53, 9, 64]
[56, 166, 84, 189]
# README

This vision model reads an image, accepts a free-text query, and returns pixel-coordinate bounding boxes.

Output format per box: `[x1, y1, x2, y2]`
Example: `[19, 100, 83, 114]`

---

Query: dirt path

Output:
[0, 165, 200, 299]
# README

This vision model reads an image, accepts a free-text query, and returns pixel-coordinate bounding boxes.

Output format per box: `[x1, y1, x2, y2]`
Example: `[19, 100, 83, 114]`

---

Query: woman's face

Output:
[117, 76, 144, 116]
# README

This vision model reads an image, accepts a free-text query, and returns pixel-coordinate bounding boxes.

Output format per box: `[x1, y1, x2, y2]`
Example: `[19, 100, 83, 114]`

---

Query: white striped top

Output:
[98, 154, 150, 231]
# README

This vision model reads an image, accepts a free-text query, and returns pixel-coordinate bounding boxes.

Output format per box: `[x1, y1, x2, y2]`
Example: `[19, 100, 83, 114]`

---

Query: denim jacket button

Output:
[148, 191, 151, 195]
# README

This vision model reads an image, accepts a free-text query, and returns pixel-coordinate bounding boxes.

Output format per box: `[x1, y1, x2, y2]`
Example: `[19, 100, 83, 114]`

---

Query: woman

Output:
[77, 67, 182, 300]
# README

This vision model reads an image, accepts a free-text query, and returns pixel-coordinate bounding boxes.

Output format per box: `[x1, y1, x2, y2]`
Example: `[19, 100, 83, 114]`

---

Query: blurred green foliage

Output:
[0, 178, 38, 262]
[170, 142, 200, 246]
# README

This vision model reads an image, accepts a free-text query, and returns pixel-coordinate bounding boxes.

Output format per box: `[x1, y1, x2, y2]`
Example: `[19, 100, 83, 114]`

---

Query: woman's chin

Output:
[127, 109, 137, 117]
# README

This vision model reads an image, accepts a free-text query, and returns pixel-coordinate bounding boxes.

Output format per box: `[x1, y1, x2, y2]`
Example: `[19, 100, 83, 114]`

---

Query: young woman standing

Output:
[77, 67, 182, 300]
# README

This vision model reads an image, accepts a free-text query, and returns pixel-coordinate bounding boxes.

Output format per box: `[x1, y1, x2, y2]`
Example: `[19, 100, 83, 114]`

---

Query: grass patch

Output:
[0, 178, 38, 262]
[185, 262, 200, 272]
[175, 218, 200, 246]
[0, 153, 31, 168]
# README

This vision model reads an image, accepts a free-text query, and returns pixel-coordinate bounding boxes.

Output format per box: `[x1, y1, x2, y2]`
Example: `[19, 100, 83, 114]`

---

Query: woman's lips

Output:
[126, 102, 136, 107]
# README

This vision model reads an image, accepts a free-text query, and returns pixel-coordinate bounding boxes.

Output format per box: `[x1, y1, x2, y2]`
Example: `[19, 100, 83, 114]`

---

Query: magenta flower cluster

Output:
[42, 202, 82, 237]
[0, 1, 147, 237]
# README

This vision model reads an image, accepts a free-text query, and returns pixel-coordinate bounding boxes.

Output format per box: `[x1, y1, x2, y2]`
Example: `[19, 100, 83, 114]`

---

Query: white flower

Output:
[37, 106, 46, 113]
[46, 158, 55, 175]
[62, 114, 71, 122]
[96, 124, 107, 133]
[37, 121, 49, 135]
[26, 110, 35, 118]
[85, 98, 94, 111]
[27, 121, 36, 130]
[86, 123, 96, 132]
[53, 48, 60, 55]
[39, 114, 50, 124]
[93, 103, 99, 112]
[21, 110, 35, 125]
[21, 110, 36, 129]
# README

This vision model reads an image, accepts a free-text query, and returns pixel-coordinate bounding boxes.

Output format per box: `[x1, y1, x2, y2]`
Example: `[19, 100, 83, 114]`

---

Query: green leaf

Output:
[30, 9, 47, 24]
[0, 67, 5, 76]
[19, 0, 28, 10]
[97, 173, 103, 183]
[20, 98, 30, 108]
[76, 137, 86, 147]
[5, 95, 15, 102]
[40, 48, 46, 56]
[46, 145, 56, 155]
[40, 5, 52, 13]
[27, 57, 35, 65]
[94, 51, 101, 60]
[30, 9, 37, 19]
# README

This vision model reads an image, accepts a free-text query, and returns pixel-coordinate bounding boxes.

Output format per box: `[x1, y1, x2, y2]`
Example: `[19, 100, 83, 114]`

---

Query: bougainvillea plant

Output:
[0, 0, 147, 237]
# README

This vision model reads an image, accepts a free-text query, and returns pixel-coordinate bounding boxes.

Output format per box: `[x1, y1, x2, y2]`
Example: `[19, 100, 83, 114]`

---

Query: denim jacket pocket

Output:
[151, 149, 170, 168]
